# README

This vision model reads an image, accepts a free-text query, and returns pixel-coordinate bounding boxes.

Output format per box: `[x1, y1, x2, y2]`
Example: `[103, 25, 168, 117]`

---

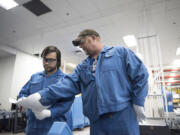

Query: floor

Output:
[73, 127, 90, 135]
[0, 127, 90, 135]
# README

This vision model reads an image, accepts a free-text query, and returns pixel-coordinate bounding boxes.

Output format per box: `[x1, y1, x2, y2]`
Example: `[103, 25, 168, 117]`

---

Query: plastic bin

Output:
[48, 122, 73, 135]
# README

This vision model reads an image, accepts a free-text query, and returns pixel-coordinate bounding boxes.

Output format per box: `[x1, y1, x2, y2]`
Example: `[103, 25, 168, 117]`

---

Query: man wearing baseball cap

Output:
[17, 29, 149, 135]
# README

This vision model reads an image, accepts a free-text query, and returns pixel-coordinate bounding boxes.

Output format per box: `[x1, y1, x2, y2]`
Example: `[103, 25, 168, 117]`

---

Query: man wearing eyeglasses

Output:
[17, 29, 149, 135]
[17, 46, 73, 135]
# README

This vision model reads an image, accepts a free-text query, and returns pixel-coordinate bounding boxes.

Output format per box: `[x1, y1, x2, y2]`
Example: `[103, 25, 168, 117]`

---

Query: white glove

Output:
[33, 109, 51, 120]
[17, 93, 50, 112]
[133, 104, 146, 123]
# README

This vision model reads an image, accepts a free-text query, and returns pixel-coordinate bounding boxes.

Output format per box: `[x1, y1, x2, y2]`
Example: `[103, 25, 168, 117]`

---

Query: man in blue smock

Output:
[17, 46, 73, 135]
[17, 29, 149, 135]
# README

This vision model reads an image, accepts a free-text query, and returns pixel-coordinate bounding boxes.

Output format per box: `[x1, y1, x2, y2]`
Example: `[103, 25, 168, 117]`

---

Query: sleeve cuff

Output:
[132, 97, 145, 107]
[50, 109, 56, 119]
[39, 89, 53, 106]
[50, 108, 66, 120]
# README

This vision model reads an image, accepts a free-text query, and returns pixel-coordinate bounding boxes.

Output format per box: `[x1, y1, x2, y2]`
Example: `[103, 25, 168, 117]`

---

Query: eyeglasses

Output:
[43, 58, 56, 63]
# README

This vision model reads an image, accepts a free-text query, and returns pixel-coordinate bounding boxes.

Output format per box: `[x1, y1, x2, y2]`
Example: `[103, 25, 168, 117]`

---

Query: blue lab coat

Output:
[39, 46, 149, 135]
[18, 69, 73, 135]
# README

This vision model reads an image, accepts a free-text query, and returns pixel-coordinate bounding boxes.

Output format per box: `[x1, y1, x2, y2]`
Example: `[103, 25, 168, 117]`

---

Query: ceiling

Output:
[0, 0, 180, 66]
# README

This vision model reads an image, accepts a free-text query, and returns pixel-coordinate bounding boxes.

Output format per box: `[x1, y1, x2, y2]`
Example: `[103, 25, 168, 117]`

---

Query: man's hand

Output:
[33, 109, 51, 120]
[133, 104, 146, 123]
[17, 93, 49, 112]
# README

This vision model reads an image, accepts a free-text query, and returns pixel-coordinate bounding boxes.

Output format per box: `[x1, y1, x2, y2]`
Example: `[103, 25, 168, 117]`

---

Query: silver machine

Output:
[135, 34, 180, 135]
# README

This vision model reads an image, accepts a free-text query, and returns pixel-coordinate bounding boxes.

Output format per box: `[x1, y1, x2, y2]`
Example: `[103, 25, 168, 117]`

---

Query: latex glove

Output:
[17, 93, 49, 112]
[133, 104, 146, 123]
[33, 109, 51, 120]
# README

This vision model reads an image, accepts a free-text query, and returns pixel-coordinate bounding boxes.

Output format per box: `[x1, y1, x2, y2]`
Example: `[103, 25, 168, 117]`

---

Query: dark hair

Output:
[41, 46, 61, 68]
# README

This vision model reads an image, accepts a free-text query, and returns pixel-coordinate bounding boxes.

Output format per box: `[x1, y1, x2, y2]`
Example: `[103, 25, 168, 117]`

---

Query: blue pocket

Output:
[30, 81, 42, 93]
[79, 71, 92, 85]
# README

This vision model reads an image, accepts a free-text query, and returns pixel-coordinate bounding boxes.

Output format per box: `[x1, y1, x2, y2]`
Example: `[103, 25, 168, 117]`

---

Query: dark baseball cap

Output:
[72, 29, 100, 46]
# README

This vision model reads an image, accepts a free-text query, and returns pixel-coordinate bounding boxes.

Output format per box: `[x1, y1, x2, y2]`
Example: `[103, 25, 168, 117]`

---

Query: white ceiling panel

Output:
[67, 0, 99, 15]
[43, 0, 80, 21]
[0, 0, 179, 66]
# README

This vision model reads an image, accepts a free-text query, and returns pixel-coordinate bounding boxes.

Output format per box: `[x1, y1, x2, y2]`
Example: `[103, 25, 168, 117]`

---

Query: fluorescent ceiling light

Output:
[0, 0, 18, 10]
[123, 35, 137, 47]
[176, 47, 180, 55]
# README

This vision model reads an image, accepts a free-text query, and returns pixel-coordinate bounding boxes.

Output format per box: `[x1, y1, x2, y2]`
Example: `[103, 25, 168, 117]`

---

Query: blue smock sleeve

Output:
[124, 48, 149, 107]
[39, 66, 81, 106]
[17, 78, 31, 99]
[50, 97, 74, 119]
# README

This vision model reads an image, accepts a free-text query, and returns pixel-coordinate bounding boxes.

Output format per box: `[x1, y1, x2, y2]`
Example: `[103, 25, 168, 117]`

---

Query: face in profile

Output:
[79, 36, 98, 57]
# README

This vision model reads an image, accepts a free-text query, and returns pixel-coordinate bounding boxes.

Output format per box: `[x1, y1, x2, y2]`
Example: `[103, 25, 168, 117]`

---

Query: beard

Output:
[44, 66, 57, 73]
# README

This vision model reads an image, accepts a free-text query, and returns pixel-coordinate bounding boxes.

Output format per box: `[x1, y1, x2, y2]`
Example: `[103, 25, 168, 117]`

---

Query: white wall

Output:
[0, 50, 43, 110]
[0, 56, 16, 110]
[10, 51, 43, 104]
